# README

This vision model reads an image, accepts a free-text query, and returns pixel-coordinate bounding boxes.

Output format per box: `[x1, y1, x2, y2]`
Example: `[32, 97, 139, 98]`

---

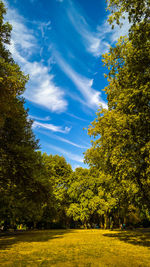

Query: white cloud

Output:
[97, 14, 130, 44]
[45, 143, 84, 163]
[35, 128, 88, 149]
[38, 21, 51, 39]
[5, 7, 36, 57]
[24, 61, 67, 112]
[111, 18, 130, 42]
[54, 52, 107, 109]
[33, 121, 71, 134]
[52, 135, 88, 149]
[67, 3, 107, 57]
[67, 2, 130, 57]
[4, 2, 67, 113]
[29, 115, 51, 121]
[66, 112, 89, 122]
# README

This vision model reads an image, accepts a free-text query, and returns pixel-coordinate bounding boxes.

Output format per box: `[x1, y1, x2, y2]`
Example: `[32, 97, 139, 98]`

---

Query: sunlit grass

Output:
[0, 229, 150, 266]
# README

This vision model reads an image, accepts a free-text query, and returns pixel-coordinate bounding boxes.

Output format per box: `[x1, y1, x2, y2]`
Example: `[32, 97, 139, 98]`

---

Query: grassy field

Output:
[0, 228, 150, 266]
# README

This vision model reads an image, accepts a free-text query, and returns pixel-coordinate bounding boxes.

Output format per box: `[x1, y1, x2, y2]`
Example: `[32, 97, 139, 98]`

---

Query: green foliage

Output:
[39, 153, 73, 228]
[85, 0, 150, 216]
[0, 1, 52, 228]
[0, 1, 28, 128]
[67, 168, 117, 227]
[107, 0, 149, 25]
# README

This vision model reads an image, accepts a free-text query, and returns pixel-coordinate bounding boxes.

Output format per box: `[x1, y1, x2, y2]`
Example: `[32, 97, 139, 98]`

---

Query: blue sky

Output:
[4, 0, 129, 169]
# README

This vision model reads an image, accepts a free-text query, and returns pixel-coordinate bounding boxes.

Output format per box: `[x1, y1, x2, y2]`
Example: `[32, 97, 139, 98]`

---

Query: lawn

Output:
[0, 228, 150, 266]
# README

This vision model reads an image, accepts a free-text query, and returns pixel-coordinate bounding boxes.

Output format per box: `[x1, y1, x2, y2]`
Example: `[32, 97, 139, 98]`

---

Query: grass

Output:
[0, 228, 150, 266]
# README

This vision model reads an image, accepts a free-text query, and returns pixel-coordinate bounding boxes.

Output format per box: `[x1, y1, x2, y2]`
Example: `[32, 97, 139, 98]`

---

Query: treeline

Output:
[0, 0, 150, 230]
[0, 152, 149, 230]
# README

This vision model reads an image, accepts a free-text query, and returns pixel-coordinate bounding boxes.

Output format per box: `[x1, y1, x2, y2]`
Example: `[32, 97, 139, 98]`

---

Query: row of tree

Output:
[0, 0, 150, 230]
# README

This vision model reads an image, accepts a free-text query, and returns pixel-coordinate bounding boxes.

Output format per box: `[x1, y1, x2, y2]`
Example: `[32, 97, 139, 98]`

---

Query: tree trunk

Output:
[104, 212, 109, 229]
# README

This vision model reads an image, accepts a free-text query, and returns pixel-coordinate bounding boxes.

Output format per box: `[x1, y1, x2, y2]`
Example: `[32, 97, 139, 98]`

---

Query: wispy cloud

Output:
[66, 112, 89, 122]
[67, 1, 130, 57]
[55, 135, 88, 149]
[4, 5, 36, 57]
[38, 21, 51, 39]
[35, 128, 88, 149]
[33, 121, 71, 134]
[5, 2, 67, 113]
[45, 143, 84, 163]
[67, 1, 107, 57]
[97, 14, 130, 44]
[29, 115, 51, 121]
[54, 52, 107, 109]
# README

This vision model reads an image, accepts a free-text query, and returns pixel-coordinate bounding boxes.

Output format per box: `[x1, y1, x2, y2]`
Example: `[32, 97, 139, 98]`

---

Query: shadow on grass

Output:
[103, 228, 150, 248]
[0, 229, 74, 250]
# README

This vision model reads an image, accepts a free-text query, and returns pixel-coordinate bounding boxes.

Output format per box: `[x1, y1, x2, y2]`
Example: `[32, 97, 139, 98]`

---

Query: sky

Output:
[4, 0, 129, 170]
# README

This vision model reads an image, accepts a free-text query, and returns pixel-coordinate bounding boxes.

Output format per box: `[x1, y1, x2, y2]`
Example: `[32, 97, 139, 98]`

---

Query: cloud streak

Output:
[45, 143, 84, 163]
[54, 52, 107, 109]
[33, 121, 71, 134]
[29, 115, 51, 121]
[66, 112, 89, 122]
[35, 128, 88, 149]
[97, 14, 130, 44]
[55, 135, 88, 149]
[67, 1, 130, 57]
[5, 2, 67, 113]
[67, 2, 109, 56]
[38, 20, 51, 39]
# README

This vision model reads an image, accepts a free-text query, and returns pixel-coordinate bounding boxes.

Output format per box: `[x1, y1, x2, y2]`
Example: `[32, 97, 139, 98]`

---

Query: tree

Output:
[107, 0, 149, 26]
[67, 168, 94, 227]
[0, 1, 52, 228]
[67, 167, 116, 228]
[85, 0, 150, 212]
[0, 99, 52, 228]
[40, 153, 73, 228]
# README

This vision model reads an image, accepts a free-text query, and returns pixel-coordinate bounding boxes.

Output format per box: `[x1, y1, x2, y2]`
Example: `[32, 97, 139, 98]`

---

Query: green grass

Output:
[0, 229, 150, 266]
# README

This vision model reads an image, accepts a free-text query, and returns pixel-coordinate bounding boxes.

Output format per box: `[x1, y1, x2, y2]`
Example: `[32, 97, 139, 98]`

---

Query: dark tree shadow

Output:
[103, 228, 150, 248]
[0, 229, 74, 250]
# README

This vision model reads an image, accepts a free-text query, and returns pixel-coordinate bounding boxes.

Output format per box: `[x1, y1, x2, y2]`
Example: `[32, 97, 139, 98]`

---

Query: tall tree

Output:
[0, 1, 51, 228]
[85, 0, 150, 210]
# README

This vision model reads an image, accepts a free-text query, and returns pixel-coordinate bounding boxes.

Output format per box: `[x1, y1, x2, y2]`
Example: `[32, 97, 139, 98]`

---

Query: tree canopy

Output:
[85, 0, 150, 213]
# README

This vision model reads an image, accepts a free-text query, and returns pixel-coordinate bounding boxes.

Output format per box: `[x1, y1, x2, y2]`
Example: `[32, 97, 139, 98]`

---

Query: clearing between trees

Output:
[0, 229, 150, 266]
